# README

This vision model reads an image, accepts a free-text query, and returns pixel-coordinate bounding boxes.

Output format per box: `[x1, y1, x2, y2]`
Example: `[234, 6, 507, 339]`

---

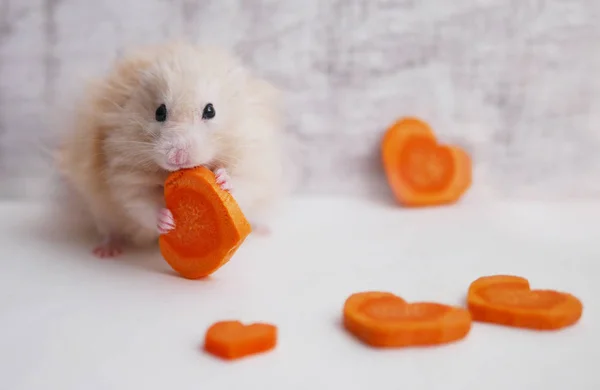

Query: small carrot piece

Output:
[343, 291, 472, 347]
[381, 117, 472, 207]
[158, 166, 252, 279]
[204, 321, 277, 360]
[467, 275, 583, 330]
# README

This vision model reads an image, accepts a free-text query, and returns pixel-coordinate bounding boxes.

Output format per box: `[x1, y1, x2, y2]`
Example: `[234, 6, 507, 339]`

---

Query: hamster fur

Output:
[55, 42, 284, 257]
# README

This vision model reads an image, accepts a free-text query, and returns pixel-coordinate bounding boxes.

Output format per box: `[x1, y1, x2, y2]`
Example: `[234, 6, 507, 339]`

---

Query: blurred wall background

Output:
[1, 0, 600, 200]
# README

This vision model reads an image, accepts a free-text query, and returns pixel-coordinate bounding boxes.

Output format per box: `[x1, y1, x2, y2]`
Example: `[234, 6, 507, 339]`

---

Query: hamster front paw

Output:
[157, 208, 175, 234]
[214, 167, 233, 192]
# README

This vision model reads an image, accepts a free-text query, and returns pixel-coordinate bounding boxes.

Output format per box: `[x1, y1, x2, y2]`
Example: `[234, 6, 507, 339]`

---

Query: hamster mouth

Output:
[163, 160, 216, 172]
[164, 163, 193, 172]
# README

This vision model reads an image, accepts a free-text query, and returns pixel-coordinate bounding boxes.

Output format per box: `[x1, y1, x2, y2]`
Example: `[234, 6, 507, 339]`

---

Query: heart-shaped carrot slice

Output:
[343, 292, 472, 347]
[159, 166, 252, 279]
[204, 320, 277, 360]
[381, 117, 472, 207]
[467, 275, 583, 330]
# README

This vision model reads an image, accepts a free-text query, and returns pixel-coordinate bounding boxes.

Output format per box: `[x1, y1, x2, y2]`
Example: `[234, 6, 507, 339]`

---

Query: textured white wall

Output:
[1, 0, 600, 200]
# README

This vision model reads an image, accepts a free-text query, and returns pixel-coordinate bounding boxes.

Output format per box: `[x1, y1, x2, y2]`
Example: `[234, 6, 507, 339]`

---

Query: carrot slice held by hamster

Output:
[159, 166, 252, 279]
[381, 117, 472, 207]
[467, 275, 583, 330]
[204, 320, 277, 360]
[343, 291, 472, 347]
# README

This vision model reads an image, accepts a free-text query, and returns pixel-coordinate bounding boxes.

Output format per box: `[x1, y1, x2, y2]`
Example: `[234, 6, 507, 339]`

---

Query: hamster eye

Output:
[202, 103, 215, 120]
[155, 104, 167, 122]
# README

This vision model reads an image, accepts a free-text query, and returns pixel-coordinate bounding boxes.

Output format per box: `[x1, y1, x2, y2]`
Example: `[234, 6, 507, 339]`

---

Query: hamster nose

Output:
[167, 148, 190, 167]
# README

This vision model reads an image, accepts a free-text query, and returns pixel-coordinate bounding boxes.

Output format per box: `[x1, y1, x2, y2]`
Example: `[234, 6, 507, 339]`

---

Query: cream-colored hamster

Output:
[56, 42, 284, 257]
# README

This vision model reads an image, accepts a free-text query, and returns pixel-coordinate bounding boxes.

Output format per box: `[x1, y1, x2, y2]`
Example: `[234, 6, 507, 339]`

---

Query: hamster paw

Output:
[158, 208, 175, 234]
[93, 236, 123, 258]
[214, 168, 233, 192]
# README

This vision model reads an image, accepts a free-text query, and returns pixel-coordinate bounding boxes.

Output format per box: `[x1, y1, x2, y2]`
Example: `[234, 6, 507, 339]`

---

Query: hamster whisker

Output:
[122, 156, 160, 173]
[121, 151, 156, 160]
[98, 97, 128, 113]
[215, 154, 242, 163]
[105, 140, 156, 147]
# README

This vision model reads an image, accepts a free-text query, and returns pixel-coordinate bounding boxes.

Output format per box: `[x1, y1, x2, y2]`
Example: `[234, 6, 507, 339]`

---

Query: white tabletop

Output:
[0, 196, 598, 390]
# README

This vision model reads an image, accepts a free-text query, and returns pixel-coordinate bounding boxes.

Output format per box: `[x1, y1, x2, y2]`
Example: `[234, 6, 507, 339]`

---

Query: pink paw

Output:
[214, 168, 233, 192]
[93, 237, 123, 258]
[158, 208, 175, 234]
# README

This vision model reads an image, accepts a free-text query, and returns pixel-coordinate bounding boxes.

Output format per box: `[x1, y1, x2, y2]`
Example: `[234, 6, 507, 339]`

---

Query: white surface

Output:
[0, 196, 598, 390]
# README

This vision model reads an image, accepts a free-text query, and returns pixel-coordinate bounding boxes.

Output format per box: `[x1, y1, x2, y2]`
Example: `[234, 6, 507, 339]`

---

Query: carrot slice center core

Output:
[479, 287, 567, 309]
[360, 298, 447, 321]
[399, 136, 455, 193]
[167, 189, 220, 257]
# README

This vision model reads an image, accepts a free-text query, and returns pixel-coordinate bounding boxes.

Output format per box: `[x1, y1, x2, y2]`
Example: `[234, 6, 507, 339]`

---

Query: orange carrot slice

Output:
[343, 291, 472, 347]
[381, 117, 472, 207]
[467, 275, 583, 330]
[158, 166, 252, 279]
[204, 320, 277, 360]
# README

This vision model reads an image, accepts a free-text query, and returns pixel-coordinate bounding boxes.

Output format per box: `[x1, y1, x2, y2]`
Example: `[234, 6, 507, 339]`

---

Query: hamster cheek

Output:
[185, 133, 218, 168]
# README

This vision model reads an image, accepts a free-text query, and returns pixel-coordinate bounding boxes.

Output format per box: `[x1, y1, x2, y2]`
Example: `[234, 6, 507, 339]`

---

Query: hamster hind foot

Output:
[93, 234, 124, 258]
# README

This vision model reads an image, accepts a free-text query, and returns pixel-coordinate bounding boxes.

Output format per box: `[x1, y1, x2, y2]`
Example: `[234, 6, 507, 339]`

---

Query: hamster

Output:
[55, 42, 284, 257]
